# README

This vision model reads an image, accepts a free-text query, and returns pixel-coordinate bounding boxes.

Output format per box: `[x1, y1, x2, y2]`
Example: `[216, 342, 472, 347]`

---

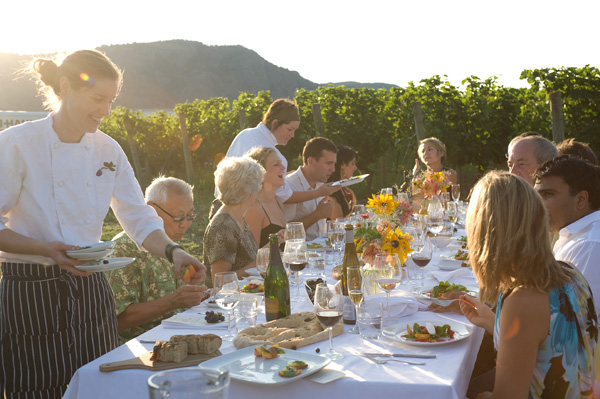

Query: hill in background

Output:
[0, 40, 396, 111]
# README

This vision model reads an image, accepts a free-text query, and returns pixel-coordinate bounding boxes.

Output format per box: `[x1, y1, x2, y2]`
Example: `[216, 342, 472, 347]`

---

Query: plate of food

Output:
[241, 280, 264, 295]
[331, 174, 370, 187]
[67, 248, 114, 261]
[198, 346, 330, 385]
[66, 241, 116, 255]
[306, 239, 332, 252]
[438, 250, 470, 270]
[415, 281, 478, 306]
[382, 320, 473, 346]
[74, 257, 135, 272]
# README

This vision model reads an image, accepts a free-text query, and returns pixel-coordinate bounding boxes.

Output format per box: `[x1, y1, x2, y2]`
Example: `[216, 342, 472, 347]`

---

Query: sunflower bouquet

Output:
[366, 193, 414, 227]
[412, 170, 452, 199]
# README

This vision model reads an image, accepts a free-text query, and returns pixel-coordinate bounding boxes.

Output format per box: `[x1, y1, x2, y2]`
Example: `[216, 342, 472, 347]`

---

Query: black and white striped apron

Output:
[0, 262, 119, 399]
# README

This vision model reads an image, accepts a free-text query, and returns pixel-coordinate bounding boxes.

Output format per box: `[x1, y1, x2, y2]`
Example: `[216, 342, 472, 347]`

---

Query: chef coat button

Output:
[58, 181, 64, 187]
[86, 181, 92, 187]
[53, 143, 59, 149]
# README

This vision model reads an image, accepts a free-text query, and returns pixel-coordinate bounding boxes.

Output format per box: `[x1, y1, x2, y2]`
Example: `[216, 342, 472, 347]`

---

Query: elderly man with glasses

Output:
[106, 176, 209, 344]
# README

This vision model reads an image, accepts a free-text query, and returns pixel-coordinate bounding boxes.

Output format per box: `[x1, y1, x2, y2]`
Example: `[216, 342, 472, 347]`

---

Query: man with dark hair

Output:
[534, 155, 600, 310]
[507, 134, 558, 185]
[557, 138, 598, 165]
[284, 137, 338, 240]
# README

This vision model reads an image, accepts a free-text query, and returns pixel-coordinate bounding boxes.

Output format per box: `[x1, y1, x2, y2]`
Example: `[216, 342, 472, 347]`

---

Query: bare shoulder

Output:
[500, 287, 549, 340]
[446, 168, 458, 184]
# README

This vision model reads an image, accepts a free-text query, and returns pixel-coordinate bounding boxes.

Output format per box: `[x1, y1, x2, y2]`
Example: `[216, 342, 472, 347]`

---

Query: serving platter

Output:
[66, 241, 115, 255]
[67, 248, 114, 261]
[382, 321, 473, 346]
[74, 257, 135, 272]
[331, 174, 370, 187]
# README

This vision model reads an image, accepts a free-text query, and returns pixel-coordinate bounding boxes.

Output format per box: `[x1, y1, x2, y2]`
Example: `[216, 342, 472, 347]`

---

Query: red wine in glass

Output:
[317, 311, 343, 327]
[412, 257, 431, 267]
[289, 261, 307, 272]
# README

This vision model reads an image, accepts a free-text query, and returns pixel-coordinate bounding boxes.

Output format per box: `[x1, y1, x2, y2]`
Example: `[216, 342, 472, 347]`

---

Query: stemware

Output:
[213, 272, 240, 341]
[451, 184, 461, 203]
[427, 197, 444, 237]
[314, 283, 344, 360]
[284, 222, 306, 242]
[411, 237, 432, 287]
[327, 220, 345, 262]
[283, 240, 308, 302]
[373, 253, 402, 311]
[446, 201, 459, 230]
[255, 247, 269, 279]
[346, 266, 363, 334]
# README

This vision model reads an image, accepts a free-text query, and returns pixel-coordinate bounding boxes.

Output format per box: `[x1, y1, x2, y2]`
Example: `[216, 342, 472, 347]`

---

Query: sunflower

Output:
[381, 227, 413, 264]
[366, 194, 399, 216]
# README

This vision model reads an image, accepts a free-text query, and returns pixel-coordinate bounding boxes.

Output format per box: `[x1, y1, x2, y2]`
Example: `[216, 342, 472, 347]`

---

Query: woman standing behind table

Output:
[412, 137, 458, 184]
[244, 147, 287, 247]
[203, 157, 264, 287]
[327, 145, 358, 220]
[459, 171, 597, 399]
[0, 50, 206, 399]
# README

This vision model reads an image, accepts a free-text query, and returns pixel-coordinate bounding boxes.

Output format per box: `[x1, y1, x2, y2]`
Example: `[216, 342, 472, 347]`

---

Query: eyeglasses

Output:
[150, 202, 197, 222]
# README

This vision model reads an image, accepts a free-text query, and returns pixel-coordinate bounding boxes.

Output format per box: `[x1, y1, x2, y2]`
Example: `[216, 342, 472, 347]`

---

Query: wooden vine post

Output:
[412, 101, 425, 142]
[178, 112, 195, 183]
[549, 92, 565, 143]
[238, 109, 246, 130]
[312, 103, 325, 136]
[123, 115, 146, 188]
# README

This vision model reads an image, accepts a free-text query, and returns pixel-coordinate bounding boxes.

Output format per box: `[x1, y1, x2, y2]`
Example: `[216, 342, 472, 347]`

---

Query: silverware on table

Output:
[360, 352, 436, 359]
[138, 339, 157, 344]
[368, 358, 425, 365]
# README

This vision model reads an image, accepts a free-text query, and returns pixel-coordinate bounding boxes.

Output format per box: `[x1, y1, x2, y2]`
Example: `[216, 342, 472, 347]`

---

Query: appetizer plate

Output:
[414, 286, 478, 306]
[66, 248, 114, 261]
[74, 257, 135, 272]
[438, 255, 464, 271]
[331, 174, 370, 187]
[198, 346, 330, 385]
[66, 241, 115, 254]
[306, 238, 332, 252]
[383, 320, 473, 346]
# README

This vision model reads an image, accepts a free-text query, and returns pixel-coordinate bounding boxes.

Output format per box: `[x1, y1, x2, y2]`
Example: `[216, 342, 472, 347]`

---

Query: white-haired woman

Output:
[203, 157, 264, 287]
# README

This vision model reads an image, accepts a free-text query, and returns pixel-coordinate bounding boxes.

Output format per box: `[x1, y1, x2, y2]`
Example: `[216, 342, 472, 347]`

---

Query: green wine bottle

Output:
[341, 224, 360, 324]
[264, 234, 291, 321]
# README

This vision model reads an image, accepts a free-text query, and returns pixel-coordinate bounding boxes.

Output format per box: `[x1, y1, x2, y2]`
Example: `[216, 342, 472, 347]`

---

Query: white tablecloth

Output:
[65, 235, 483, 399]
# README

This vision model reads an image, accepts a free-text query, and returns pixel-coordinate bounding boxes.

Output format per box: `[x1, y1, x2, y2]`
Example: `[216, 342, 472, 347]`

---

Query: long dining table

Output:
[64, 236, 484, 399]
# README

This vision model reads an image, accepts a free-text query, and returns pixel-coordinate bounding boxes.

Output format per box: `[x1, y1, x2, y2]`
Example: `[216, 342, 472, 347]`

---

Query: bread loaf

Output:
[170, 334, 222, 355]
[149, 340, 187, 363]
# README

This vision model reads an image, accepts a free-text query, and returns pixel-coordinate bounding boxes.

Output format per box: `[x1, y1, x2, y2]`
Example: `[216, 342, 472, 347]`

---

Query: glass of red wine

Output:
[283, 240, 308, 302]
[314, 283, 344, 360]
[411, 236, 432, 287]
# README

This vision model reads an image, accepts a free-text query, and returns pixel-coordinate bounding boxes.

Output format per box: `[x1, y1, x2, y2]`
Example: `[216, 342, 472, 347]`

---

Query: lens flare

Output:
[80, 73, 90, 82]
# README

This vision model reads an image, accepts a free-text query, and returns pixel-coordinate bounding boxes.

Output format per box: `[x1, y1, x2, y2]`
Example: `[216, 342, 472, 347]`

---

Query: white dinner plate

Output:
[383, 320, 473, 346]
[331, 174, 370, 187]
[438, 254, 465, 271]
[198, 346, 330, 385]
[66, 248, 114, 261]
[66, 241, 116, 254]
[74, 257, 135, 272]
[414, 285, 478, 306]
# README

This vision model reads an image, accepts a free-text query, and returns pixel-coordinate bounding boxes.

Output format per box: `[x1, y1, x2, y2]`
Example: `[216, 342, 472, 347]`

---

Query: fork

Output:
[369, 358, 425, 365]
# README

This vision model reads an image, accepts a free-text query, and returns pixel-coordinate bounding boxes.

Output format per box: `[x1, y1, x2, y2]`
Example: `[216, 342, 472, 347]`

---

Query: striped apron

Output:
[0, 262, 119, 399]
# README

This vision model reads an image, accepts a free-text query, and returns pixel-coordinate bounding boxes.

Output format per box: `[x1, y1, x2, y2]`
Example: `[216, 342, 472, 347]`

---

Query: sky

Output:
[1, 0, 598, 90]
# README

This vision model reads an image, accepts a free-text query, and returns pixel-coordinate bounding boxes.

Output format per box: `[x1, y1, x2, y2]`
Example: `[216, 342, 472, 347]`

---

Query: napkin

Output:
[365, 290, 418, 318]
[161, 314, 228, 329]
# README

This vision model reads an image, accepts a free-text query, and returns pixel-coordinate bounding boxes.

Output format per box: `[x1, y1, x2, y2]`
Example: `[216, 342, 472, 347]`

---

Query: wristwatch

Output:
[165, 243, 183, 263]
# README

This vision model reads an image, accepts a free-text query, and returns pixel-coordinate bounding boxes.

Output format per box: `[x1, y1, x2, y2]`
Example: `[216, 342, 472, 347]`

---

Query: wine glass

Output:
[314, 283, 344, 360]
[283, 240, 308, 302]
[255, 247, 269, 279]
[428, 197, 444, 237]
[411, 237, 432, 287]
[446, 201, 459, 231]
[381, 187, 393, 195]
[373, 253, 402, 311]
[346, 266, 363, 334]
[284, 222, 306, 242]
[213, 272, 240, 341]
[451, 184, 461, 203]
[327, 220, 344, 262]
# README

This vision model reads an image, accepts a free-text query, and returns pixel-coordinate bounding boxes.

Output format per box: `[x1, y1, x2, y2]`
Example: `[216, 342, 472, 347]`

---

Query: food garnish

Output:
[279, 366, 302, 378]
[308, 243, 324, 249]
[403, 322, 455, 342]
[242, 282, 264, 293]
[182, 264, 196, 283]
[288, 360, 308, 369]
[254, 344, 285, 358]
[453, 249, 469, 261]
[429, 281, 468, 298]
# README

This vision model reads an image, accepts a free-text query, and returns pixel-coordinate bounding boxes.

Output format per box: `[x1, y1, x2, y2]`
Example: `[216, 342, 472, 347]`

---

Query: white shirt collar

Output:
[256, 122, 278, 147]
[559, 210, 600, 239]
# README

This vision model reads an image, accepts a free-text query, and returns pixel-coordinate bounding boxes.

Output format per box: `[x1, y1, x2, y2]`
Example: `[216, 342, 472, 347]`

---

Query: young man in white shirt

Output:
[284, 138, 338, 240]
[534, 155, 600, 308]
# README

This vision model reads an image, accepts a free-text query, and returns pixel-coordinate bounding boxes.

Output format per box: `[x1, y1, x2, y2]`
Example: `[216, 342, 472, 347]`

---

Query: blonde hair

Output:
[244, 146, 278, 168]
[418, 137, 447, 164]
[145, 176, 194, 204]
[466, 171, 569, 304]
[29, 49, 123, 111]
[215, 157, 265, 205]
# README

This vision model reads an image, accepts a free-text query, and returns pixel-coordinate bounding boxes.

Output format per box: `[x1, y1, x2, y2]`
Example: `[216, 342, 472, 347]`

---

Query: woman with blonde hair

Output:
[459, 171, 597, 399]
[413, 137, 458, 184]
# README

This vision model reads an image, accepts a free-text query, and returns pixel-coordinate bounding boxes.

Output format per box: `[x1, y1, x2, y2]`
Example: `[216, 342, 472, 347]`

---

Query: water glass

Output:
[358, 302, 384, 340]
[148, 368, 229, 399]
[285, 222, 306, 241]
[234, 296, 259, 331]
[308, 251, 326, 276]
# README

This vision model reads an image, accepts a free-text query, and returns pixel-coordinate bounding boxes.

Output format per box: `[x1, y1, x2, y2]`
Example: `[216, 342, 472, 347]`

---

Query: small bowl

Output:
[304, 278, 325, 303]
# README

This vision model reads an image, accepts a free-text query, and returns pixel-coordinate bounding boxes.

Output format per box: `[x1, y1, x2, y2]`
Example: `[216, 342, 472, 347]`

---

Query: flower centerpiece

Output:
[412, 170, 452, 199]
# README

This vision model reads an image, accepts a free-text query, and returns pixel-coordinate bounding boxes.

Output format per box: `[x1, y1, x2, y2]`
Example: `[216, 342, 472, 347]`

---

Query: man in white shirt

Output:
[284, 138, 338, 240]
[507, 132, 558, 185]
[534, 155, 600, 309]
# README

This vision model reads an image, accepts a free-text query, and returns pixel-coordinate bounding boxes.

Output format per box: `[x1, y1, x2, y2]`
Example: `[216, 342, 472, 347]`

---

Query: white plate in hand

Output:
[67, 248, 114, 261]
[66, 241, 115, 255]
[199, 346, 330, 385]
[331, 174, 369, 187]
[74, 257, 135, 272]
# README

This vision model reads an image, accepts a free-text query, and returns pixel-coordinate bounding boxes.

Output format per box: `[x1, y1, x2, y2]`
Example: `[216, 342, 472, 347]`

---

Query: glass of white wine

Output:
[327, 220, 344, 262]
[373, 254, 402, 312]
[451, 183, 461, 202]
[314, 283, 344, 360]
[213, 271, 240, 341]
[446, 201, 459, 231]
[347, 266, 363, 334]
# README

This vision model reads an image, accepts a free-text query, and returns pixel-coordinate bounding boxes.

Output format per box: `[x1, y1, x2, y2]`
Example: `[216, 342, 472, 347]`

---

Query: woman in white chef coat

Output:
[0, 49, 206, 399]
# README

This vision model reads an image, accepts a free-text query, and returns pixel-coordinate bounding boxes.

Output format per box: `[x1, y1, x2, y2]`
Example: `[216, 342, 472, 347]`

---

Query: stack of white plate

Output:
[67, 241, 135, 272]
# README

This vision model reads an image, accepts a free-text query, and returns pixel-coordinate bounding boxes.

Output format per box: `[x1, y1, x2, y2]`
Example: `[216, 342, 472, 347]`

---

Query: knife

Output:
[360, 353, 436, 359]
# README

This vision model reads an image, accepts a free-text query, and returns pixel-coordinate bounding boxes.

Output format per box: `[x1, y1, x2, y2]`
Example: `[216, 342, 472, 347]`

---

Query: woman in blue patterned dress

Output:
[459, 171, 597, 399]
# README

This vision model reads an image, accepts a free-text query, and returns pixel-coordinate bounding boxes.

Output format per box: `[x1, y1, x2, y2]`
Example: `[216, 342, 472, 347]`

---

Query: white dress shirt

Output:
[0, 114, 164, 264]
[283, 166, 325, 241]
[553, 210, 600, 309]
[217, 122, 293, 202]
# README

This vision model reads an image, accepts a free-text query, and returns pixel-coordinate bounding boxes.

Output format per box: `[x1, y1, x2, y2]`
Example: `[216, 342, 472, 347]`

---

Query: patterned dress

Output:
[105, 232, 184, 344]
[202, 213, 258, 288]
[494, 263, 598, 398]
